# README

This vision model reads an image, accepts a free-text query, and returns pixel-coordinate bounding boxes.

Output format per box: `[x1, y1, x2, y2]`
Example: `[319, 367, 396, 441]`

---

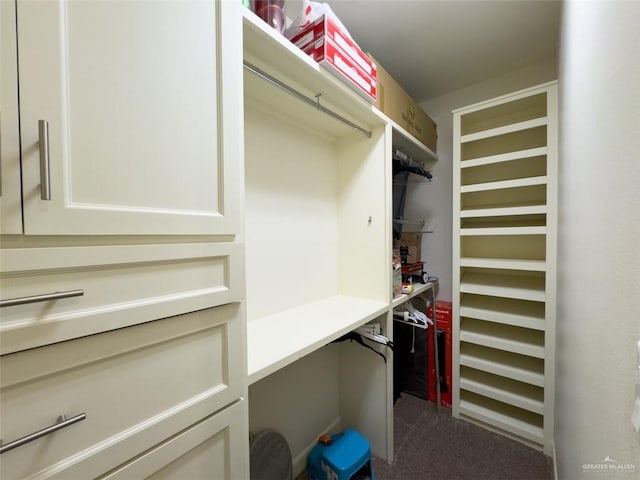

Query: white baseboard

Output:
[292, 417, 342, 478]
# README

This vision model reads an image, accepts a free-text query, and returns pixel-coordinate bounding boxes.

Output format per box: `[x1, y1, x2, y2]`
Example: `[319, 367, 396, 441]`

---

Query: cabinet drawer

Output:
[97, 401, 247, 480]
[0, 303, 245, 480]
[0, 242, 243, 354]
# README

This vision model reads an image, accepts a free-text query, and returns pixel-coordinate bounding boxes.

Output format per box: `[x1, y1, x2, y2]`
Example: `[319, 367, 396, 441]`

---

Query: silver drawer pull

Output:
[38, 120, 51, 201]
[0, 289, 84, 308]
[0, 413, 86, 455]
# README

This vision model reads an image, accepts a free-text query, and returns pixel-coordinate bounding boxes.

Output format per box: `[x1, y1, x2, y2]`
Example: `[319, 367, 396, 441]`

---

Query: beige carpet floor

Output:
[297, 393, 552, 480]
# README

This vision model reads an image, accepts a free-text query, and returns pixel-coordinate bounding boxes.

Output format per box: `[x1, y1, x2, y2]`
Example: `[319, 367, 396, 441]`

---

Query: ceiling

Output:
[293, 0, 562, 102]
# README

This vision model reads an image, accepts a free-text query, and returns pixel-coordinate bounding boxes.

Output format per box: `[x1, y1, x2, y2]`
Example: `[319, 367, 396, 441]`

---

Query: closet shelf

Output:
[459, 322, 545, 359]
[242, 8, 382, 140]
[459, 396, 544, 445]
[460, 344, 544, 387]
[395, 218, 438, 234]
[460, 298, 545, 331]
[391, 281, 437, 309]
[460, 331, 544, 358]
[460, 226, 547, 236]
[244, 61, 371, 138]
[459, 257, 546, 272]
[460, 117, 547, 143]
[461, 147, 548, 169]
[384, 114, 438, 166]
[460, 176, 547, 193]
[393, 218, 425, 226]
[460, 271, 545, 302]
[460, 369, 544, 414]
[460, 205, 547, 219]
[247, 295, 387, 385]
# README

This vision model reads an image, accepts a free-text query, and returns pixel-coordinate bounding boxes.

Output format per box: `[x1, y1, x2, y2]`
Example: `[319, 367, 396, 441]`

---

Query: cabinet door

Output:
[0, 0, 22, 234]
[0, 304, 246, 479]
[16, 0, 243, 235]
[99, 401, 248, 480]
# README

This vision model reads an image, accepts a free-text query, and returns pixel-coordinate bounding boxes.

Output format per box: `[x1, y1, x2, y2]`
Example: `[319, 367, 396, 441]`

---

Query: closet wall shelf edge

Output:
[458, 400, 544, 444]
[459, 306, 545, 331]
[461, 147, 548, 169]
[460, 117, 547, 143]
[459, 258, 546, 272]
[460, 205, 547, 218]
[242, 9, 382, 140]
[460, 176, 547, 193]
[374, 108, 439, 166]
[246, 295, 388, 385]
[459, 351, 544, 387]
[459, 330, 545, 359]
[460, 226, 546, 236]
[391, 280, 437, 309]
[459, 375, 544, 414]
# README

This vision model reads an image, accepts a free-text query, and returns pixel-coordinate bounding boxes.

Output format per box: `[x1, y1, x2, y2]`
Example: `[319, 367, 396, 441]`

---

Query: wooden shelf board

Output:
[460, 329, 545, 359]
[460, 372, 544, 415]
[460, 298, 545, 331]
[242, 9, 382, 140]
[460, 117, 547, 143]
[385, 114, 438, 166]
[460, 226, 546, 236]
[460, 345, 544, 387]
[461, 147, 548, 169]
[460, 257, 546, 272]
[460, 271, 545, 302]
[461, 317, 545, 355]
[459, 398, 544, 444]
[460, 205, 547, 219]
[461, 176, 547, 194]
[391, 281, 437, 309]
[247, 295, 388, 384]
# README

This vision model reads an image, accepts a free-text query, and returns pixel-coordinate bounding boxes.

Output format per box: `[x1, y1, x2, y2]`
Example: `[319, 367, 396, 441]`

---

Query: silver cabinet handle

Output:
[38, 119, 51, 201]
[0, 289, 84, 308]
[0, 413, 86, 454]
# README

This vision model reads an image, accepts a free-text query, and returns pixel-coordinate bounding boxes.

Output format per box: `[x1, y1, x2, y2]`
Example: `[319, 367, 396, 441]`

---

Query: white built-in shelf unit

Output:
[242, 7, 440, 468]
[453, 82, 557, 453]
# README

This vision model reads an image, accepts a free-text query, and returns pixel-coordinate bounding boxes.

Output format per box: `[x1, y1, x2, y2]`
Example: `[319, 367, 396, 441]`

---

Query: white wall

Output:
[407, 58, 557, 301]
[555, 2, 640, 478]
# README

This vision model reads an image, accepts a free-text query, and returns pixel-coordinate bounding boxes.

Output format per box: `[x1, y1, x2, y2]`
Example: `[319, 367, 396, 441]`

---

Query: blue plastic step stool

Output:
[307, 428, 374, 480]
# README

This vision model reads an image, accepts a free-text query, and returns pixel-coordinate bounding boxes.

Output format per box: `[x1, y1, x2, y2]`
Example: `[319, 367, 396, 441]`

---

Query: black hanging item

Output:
[331, 332, 387, 363]
[392, 149, 433, 180]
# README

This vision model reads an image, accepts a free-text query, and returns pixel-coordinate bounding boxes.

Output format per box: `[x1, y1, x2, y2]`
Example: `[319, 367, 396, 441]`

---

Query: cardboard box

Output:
[427, 300, 452, 407]
[367, 53, 437, 152]
[396, 232, 421, 265]
[303, 36, 377, 103]
[288, 15, 377, 81]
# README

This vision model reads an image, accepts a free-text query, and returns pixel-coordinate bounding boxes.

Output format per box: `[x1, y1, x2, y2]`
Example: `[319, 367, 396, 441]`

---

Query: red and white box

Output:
[288, 15, 377, 82]
[427, 300, 453, 407]
[303, 36, 377, 103]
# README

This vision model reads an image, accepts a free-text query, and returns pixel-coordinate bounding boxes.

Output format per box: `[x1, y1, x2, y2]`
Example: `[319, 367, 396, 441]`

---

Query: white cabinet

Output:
[0, 242, 244, 354]
[1, 2, 247, 478]
[242, 9, 441, 474]
[1, 0, 245, 347]
[0, 0, 22, 234]
[9, 0, 242, 235]
[242, 8, 395, 472]
[0, 305, 246, 480]
[242, 9, 389, 384]
[452, 82, 558, 453]
[99, 401, 247, 480]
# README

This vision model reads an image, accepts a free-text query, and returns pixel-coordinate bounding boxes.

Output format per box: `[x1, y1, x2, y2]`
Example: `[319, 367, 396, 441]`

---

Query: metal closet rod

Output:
[243, 61, 372, 138]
